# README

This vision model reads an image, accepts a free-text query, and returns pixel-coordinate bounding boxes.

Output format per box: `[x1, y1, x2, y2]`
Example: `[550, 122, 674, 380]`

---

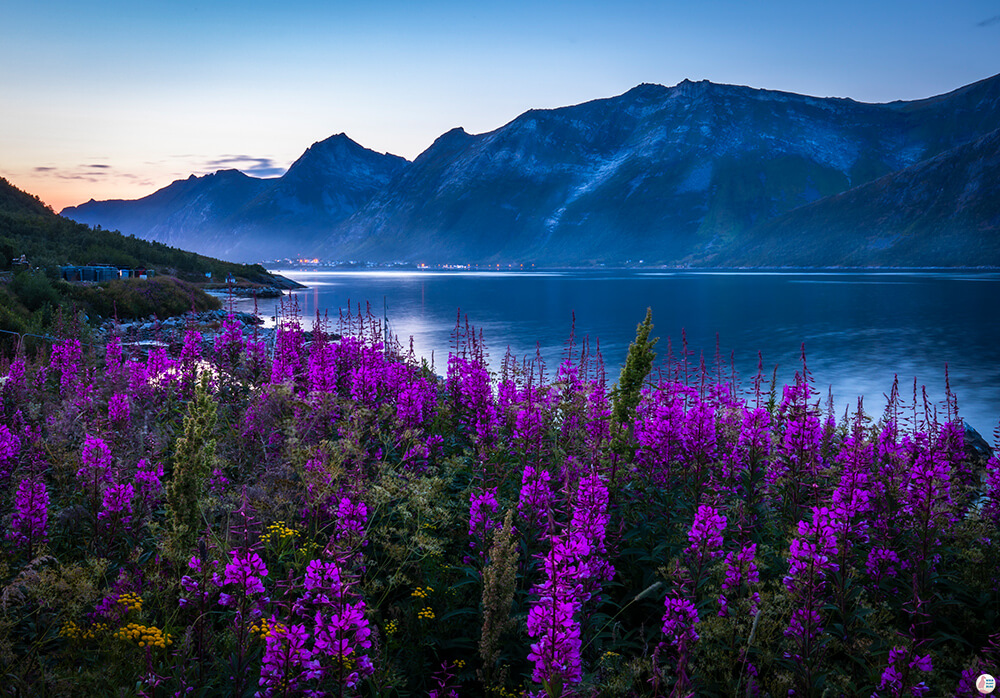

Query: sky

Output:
[2, 0, 998, 212]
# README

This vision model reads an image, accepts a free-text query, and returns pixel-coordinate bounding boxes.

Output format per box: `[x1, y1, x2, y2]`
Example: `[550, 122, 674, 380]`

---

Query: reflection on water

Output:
[227, 270, 1000, 433]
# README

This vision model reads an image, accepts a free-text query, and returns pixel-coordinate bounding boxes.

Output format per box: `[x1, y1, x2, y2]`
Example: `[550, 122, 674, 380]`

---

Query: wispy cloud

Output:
[977, 14, 1000, 27]
[202, 155, 286, 178]
[31, 164, 146, 183]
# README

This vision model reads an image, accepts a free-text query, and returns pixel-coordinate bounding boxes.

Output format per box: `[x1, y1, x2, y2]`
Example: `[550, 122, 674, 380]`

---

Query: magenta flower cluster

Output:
[222, 550, 269, 598]
[7, 476, 49, 554]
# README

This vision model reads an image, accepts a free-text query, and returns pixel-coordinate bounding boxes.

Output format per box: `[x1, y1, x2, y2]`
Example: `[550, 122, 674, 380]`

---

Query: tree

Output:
[609, 308, 658, 484]
[612, 307, 658, 425]
[164, 376, 218, 557]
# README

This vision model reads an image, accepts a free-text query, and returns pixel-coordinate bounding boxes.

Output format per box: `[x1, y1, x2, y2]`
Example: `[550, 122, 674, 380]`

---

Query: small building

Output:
[119, 267, 155, 280]
[60, 265, 121, 283]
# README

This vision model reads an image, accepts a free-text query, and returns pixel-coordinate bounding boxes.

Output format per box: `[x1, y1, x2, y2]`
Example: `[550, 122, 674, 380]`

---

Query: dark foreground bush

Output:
[62, 275, 221, 320]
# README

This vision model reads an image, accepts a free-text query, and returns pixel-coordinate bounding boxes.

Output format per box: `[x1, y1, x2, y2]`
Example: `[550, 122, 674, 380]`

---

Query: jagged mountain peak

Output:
[290, 133, 406, 171]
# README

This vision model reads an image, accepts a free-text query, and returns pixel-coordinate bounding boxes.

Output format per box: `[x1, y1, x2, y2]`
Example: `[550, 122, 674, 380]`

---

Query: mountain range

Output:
[61, 74, 1000, 266]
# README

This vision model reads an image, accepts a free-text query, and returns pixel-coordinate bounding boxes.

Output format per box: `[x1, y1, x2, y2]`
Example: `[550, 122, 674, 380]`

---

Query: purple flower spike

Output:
[7, 476, 49, 555]
[687, 504, 727, 559]
[661, 596, 700, 648]
[223, 551, 269, 597]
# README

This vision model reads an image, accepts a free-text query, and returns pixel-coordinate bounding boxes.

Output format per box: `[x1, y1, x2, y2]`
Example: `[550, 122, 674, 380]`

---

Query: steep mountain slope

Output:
[325, 75, 1000, 264]
[711, 128, 1000, 267]
[62, 135, 408, 262]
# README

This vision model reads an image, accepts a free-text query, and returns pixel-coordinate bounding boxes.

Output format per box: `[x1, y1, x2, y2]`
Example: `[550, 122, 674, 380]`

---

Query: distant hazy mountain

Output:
[63, 134, 407, 261]
[62, 170, 270, 252]
[326, 74, 1000, 265]
[62, 74, 1000, 266]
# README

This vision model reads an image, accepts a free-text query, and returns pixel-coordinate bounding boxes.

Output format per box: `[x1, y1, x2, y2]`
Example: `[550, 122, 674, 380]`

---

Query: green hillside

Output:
[0, 177, 274, 337]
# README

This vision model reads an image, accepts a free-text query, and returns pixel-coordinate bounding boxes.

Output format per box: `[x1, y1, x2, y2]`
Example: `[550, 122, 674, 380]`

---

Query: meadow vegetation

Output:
[0, 302, 997, 697]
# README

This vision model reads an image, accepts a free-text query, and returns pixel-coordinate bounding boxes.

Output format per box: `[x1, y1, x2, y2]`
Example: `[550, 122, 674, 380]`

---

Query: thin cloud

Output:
[30, 164, 147, 183]
[977, 14, 1000, 26]
[203, 155, 286, 178]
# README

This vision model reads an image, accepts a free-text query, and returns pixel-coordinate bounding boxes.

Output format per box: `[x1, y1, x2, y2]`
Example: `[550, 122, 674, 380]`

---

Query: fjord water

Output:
[251, 270, 1000, 435]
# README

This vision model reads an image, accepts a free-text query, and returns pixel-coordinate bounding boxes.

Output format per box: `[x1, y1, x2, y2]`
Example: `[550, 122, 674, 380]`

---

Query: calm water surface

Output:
[239, 270, 1000, 435]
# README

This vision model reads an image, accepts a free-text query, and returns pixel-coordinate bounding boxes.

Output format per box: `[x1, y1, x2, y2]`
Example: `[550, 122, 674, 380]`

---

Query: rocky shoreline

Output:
[97, 308, 274, 350]
[95, 306, 334, 354]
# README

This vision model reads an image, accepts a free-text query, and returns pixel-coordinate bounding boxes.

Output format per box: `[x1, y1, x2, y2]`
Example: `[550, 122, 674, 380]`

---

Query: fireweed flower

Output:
[134, 459, 164, 502]
[468, 487, 500, 547]
[633, 387, 687, 485]
[681, 398, 719, 469]
[526, 596, 583, 687]
[905, 439, 952, 521]
[718, 543, 760, 617]
[783, 507, 839, 594]
[526, 534, 585, 689]
[311, 602, 375, 687]
[0, 424, 21, 479]
[985, 454, 1000, 527]
[517, 464, 553, 530]
[296, 559, 344, 613]
[126, 358, 151, 400]
[661, 596, 700, 648]
[336, 497, 368, 540]
[395, 376, 438, 429]
[214, 313, 245, 366]
[875, 646, 933, 697]
[180, 555, 220, 607]
[222, 551, 269, 599]
[782, 506, 839, 684]
[687, 504, 727, 561]
[180, 327, 202, 366]
[258, 622, 314, 696]
[306, 340, 336, 395]
[77, 434, 113, 481]
[569, 471, 614, 594]
[77, 435, 114, 512]
[571, 473, 610, 554]
[7, 476, 49, 555]
[98, 483, 135, 524]
[830, 466, 872, 546]
[108, 393, 131, 424]
[333, 497, 369, 565]
[270, 318, 303, 386]
[50, 337, 82, 392]
[208, 467, 229, 495]
[865, 547, 902, 588]
[104, 335, 124, 383]
[446, 355, 496, 438]
[769, 378, 824, 509]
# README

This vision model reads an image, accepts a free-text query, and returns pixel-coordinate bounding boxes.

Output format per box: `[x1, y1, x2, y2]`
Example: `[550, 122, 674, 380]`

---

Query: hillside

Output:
[0, 177, 279, 334]
[709, 128, 1000, 267]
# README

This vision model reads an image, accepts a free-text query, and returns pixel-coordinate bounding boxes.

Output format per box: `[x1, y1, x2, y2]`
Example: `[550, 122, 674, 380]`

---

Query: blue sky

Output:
[2, 0, 998, 211]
